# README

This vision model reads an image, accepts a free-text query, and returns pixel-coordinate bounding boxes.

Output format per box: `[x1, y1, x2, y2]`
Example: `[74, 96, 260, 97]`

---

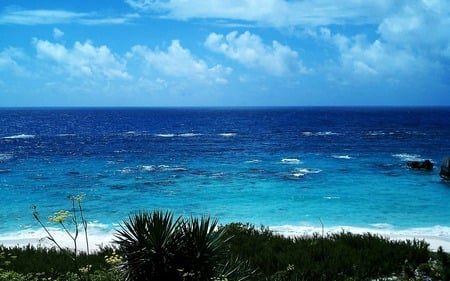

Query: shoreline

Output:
[272, 225, 450, 252]
[1, 224, 450, 252]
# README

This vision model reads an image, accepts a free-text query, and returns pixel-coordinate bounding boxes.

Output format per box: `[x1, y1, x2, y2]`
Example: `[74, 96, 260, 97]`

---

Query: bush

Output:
[0, 245, 121, 281]
[114, 210, 254, 281]
[221, 223, 431, 281]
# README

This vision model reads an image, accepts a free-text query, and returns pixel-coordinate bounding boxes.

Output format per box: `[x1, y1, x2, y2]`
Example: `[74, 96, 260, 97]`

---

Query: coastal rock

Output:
[440, 157, 450, 180]
[407, 160, 434, 170]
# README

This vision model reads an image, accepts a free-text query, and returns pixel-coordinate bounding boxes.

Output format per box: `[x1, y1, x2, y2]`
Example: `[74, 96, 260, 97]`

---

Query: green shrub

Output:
[221, 223, 431, 281]
[0, 245, 119, 281]
[114, 210, 254, 281]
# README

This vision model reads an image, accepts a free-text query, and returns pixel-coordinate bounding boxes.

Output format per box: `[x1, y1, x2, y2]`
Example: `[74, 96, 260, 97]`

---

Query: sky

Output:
[0, 0, 449, 107]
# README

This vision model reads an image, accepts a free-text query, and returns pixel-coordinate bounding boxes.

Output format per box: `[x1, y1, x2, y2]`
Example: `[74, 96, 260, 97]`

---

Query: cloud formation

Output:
[33, 39, 130, 79]
[205, 31, 307, 76]
[125, 0, 395, 26]
[127, 40, 232, 83]
[1, 0, 449, 106]
[0, 47, 31, 77]
[312, 0, 450, 85]
[0, 8, 138, 25]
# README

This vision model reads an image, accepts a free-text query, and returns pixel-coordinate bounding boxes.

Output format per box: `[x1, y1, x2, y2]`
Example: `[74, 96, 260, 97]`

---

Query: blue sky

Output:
[0, 0, 449, 106]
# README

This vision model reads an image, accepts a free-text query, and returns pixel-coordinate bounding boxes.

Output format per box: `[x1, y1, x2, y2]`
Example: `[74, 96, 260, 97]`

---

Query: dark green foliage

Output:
[114, 210, 254, 281]
[178, 216, 228, 280]
[114, 210, 183, 280]
[0, 244, 119, 280]
[221, 223, 431, 281]
[2, 221, 448, 281]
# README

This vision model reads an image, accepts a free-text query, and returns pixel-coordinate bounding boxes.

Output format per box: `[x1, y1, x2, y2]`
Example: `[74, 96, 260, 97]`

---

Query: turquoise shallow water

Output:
[0, 107, 450, 244]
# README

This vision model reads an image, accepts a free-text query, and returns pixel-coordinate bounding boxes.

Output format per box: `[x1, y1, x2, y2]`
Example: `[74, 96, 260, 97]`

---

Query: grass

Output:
[1, 223, 450, 281]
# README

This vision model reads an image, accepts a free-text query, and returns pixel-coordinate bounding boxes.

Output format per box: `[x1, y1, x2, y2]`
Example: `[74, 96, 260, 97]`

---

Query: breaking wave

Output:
[332, 155, 352, 159]
[281, 158, 301, 164]
[302, 131, 339, 137]
[392, 153, 424, 162]
[219, 133, 236, 137]
[2, 134, 35, 139]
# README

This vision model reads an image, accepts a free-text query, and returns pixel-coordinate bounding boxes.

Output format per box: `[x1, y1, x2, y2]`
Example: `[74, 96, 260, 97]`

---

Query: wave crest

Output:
[392, 153, 423, 162]
[281, 158, 301, 164]
[2, 134, 35, 139]
[302, 131, 339, 137]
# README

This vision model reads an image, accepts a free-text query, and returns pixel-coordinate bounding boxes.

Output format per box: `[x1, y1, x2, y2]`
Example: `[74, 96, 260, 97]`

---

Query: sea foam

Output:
[332, 155, 352, 159]
[3, 134, 35, 139]
[392, 153, 424, 162]
[219, 133, 236, 137]
[281, 158, 301, 164]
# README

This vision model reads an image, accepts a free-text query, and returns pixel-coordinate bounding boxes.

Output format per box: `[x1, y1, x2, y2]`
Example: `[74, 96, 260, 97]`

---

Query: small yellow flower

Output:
[48, 210, 71, 223]
[105, 251, 122, 266]
[68, 193, 86, 202]
[79, 264, 92, 274]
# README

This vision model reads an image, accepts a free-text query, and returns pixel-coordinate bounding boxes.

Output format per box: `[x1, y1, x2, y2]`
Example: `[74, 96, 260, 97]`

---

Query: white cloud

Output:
[319, 26, 440, 84]
[33, 39, 130, 79]
[313, 0, 450, 83]
[0, 9, 87, 25]
[205, 31, 307, 76]
[127, 40, 232, 83]
[125, 0, 397, 27]
[53, 28, 64, 39]
[0, 47, 32, 76]
[0, 8, 137, 25]
[377, 0, 450, 59]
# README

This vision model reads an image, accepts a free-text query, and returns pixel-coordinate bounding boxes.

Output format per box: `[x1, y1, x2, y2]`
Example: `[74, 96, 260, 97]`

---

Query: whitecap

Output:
[141, 165, 156, 171]
[323, 196, 340, 200]
[367, 131, 385, 136]
[290, 172, 305, 178]
[317, 131, 338, 136]
[166, 167, 188, 172]
[392, 153, 423, 162]
[245, 159, 261, 164]
[179, 133, 202, 137]
[155, 133, 175, 138]
[302, 131, 338, 137]
[332, 155, 352, 159]
[293, 168, 322, 174]
[286, 168, 321, 179]
[3, 134, 35, 139]
[281, 158, 301, 164]
[219, 133, 236, 137]
[140, 165, 187, 172]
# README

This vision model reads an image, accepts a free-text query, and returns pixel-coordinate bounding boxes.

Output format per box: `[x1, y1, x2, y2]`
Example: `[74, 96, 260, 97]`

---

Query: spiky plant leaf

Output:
[114, 210, 182, 281]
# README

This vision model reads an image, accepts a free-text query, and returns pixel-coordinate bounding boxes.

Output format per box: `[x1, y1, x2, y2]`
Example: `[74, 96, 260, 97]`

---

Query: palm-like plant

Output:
[114, 210, 255, 281]
[178, 216, 229, 281]
[114, 210, 183, 281]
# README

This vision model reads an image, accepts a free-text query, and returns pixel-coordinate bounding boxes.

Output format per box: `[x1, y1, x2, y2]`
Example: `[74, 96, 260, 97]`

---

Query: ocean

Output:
[1, 107, 450, 248]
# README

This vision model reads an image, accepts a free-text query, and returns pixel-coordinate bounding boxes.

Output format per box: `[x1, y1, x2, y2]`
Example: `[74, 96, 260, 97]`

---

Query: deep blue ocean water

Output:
[1, 107, 450, 244]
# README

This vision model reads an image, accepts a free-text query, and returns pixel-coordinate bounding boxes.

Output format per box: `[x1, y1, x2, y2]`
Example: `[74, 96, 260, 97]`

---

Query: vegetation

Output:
[2, 195, 449, 281]
[2, 222, 450, 281]
[113, 210, 253, 281]
[220, 223, 450, 281]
